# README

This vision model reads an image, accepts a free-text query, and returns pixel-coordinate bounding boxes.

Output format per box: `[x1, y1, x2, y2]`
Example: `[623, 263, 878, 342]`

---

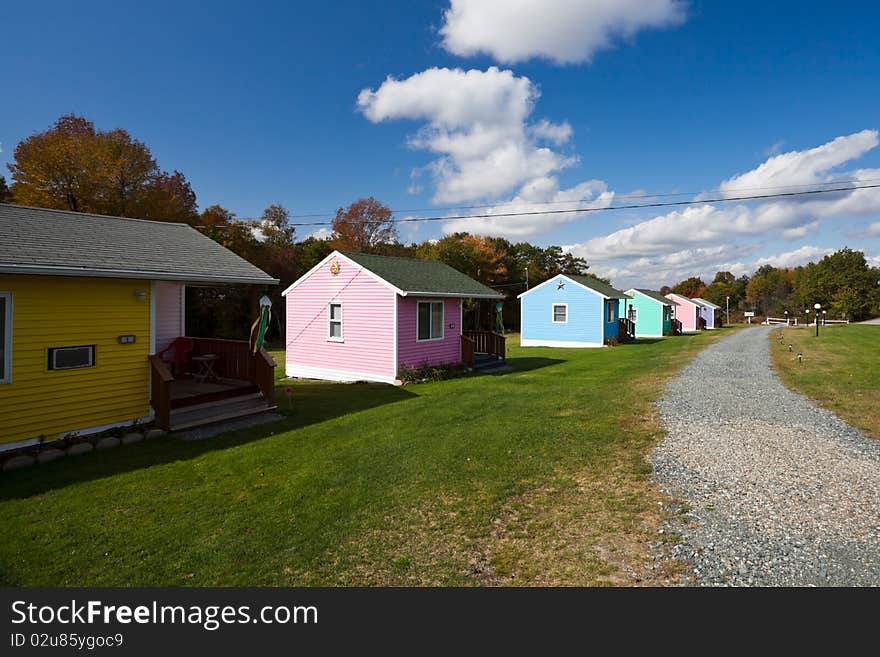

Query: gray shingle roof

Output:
[566, 274, 629, 299]
[341, 251, 502, 298]
[631, 288, 675, 306]
[0, 203, 278, 284]
[692, 297, 722, 309]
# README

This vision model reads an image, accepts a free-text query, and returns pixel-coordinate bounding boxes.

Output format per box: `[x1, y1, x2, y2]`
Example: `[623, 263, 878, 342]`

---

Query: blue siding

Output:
[521, 275, 607, 345]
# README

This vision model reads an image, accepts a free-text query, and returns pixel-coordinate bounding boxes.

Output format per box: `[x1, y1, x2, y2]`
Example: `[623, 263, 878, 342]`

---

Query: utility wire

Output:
[281, 183, 880, 227]
[284, 177, 880, 219]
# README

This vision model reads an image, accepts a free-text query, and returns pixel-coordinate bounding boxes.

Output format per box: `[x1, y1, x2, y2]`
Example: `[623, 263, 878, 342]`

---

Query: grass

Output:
[0, 330, 734, 586]
[770, 324, 880, 439]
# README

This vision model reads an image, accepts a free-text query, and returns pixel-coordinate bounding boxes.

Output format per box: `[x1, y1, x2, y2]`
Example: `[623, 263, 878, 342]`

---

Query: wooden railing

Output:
[618, 318, 635, 342]
[255, 348, 276, 404]
[189, 337, 277, 401]
[461, 335, 475, 367]
[671, 319, 683, 336]
[149, 354, 173, 430]
[462, 330, 506, 360]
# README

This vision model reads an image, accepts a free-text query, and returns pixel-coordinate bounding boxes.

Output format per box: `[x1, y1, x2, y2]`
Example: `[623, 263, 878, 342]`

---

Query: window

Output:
[0, 293, 10, 383]
[48, 345, 95, 370]
[417, 301, 444, 341]
[552, 304, 567, 323]
[629, 306, 638, 323]
[328, 302, 343, 341]
[606, 301, 615, 323]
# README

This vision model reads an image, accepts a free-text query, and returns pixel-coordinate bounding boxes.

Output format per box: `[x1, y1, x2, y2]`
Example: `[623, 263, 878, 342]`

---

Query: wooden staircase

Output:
[168, 391, 277, 431]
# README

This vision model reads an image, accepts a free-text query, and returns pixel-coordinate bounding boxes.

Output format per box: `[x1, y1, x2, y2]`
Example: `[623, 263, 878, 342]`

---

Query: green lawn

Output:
[0, 331, 732, 586]
[770, 324, 880, 439]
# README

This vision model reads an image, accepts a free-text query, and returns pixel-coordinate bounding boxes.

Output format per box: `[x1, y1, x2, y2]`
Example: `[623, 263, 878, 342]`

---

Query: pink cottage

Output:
[282, 251, 503, 384]
[665, 293, 706, 332]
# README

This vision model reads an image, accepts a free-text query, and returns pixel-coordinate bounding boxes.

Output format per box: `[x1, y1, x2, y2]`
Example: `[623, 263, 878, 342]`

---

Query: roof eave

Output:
[0, 264, 278, 285]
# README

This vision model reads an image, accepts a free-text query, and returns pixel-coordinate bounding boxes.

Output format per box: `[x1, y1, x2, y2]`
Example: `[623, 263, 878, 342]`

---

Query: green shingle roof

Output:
[341, 251, 503, 298]
[632, 288, 675, 306]
[566, 274, 629, 299]
[0, 203, 278, 285]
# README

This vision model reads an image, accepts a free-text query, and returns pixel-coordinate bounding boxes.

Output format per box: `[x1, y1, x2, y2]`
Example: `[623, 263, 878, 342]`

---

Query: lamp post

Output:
[726, 296, 730, 326]
[822, 309, 826, 327]
[814, 303, 821, 337]
[784, 309, 789, 326]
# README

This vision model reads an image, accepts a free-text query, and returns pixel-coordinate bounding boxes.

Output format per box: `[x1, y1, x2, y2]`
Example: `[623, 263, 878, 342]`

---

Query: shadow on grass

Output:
[0, 382, 417, 501]
[505, 356, 565, 373]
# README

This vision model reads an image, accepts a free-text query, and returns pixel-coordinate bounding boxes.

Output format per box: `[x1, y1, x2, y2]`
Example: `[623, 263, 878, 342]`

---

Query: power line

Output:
[282, 183, 880, 227]
[284, 177, 880, 219]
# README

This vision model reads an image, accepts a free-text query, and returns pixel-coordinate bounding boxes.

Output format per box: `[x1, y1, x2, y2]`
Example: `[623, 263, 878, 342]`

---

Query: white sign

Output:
[744, 311, 755, 317]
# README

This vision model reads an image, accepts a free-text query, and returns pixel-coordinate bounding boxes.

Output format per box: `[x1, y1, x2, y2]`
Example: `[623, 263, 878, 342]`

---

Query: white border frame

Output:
[286, 362, 398, 385]
[416, 299, 445, 342]
[0, 291, 11, 384]
[551, 303, 568, 324]
[328, 302, 344, 342]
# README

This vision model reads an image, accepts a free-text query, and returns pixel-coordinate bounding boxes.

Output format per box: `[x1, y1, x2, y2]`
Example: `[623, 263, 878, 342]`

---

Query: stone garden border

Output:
[0, 427, 167, 472]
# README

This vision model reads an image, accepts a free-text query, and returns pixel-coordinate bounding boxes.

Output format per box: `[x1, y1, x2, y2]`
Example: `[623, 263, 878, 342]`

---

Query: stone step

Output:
[171, 403, 278, 432]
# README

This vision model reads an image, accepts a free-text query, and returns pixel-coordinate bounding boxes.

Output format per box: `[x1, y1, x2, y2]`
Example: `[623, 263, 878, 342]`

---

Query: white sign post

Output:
[744, 311, 755, 324]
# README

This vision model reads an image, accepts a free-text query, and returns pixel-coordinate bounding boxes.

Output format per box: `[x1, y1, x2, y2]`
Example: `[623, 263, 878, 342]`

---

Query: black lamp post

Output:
[784, 309, 789, 326]
[814, 303, 821, 336]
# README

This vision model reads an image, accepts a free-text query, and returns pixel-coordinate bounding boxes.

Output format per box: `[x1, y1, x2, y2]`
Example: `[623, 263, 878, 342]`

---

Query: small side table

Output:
[192, 354, 220, 384]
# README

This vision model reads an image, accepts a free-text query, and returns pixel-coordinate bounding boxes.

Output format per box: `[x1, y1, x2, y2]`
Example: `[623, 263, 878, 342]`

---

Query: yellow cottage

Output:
[0, 203, 278, 452]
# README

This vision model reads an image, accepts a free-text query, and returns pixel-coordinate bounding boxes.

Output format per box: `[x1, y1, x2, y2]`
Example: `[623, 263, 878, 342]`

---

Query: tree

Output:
[7, 114, 197, 221]
[0, 176, 12, 203]
[331, 197, 397, 253]
[256, 204, 295, 247]
[671, 276, 706, 298]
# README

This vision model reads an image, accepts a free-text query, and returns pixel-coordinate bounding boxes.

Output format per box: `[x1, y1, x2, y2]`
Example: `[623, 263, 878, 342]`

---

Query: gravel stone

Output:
[653, 326, 880, 586]
[66, 442, 94, 456]
[36, 448, 66, 463]
[95, 436, 121, 450]
[2, 454, 36, 471]
[144, 428, 166, 440]
[121, 432, 144, 445]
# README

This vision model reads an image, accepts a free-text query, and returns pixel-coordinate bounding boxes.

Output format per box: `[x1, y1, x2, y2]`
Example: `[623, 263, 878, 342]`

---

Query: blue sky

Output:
[2, 1, 879, 286]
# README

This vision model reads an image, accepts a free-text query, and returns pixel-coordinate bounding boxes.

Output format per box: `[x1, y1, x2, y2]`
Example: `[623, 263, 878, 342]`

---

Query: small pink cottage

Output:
[665, 293, 706, 332]
[282, 251, 503, 384]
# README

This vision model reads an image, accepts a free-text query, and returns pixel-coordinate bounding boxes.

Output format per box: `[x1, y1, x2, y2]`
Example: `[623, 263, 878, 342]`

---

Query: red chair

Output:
[158, 337, 194, 378]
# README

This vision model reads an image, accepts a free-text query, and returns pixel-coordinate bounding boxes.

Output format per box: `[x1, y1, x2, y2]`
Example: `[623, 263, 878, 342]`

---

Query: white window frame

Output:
[629, 306, 638, 323]
[606, 301, 615, 323]
[0, 292, 11, 384]
[416, 300, 445, 342]
[328, 302, 343, 342]
[48, 345, 95, 371]
[552, 303, 568, 324]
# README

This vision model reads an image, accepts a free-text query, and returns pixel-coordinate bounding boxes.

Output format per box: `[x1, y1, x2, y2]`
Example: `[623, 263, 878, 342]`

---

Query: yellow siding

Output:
[0, 275, 151, 444]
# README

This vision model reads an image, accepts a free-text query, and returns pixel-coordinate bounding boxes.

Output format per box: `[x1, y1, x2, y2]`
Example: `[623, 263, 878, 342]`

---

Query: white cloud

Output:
[439, 0, 685, 64]
[755, 245, 835, 269]
[358, 66, 591, 223]
[718, 129, 878, 195]
[563, 131, 880, 287]
[569, 133, 880, 263]
[303, 227, 332, 241]
[444, 177, 614, 238]
[531, 119, 573, 145]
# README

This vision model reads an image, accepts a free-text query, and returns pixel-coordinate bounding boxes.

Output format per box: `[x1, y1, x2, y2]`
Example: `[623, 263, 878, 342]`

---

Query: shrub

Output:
[398, 362, 467, 385]
[604, 337, 619, 347]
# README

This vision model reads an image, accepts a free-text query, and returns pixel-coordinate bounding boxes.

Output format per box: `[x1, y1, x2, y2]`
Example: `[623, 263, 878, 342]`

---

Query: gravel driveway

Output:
[653, 326, 880, 586]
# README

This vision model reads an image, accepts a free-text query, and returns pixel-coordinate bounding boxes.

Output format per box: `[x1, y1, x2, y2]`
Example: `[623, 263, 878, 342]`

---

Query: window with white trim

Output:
[48, 345, 95, 370]
[552, 304, 567, 323]
[328, 302, 343, 341]
[417, 301, 444, 341]
[0, 293, 10, 383]
[606, 301, 615, 323]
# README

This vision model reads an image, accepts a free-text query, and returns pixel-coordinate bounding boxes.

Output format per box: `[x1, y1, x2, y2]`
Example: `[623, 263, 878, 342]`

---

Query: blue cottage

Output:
[518, 274, 630, 348]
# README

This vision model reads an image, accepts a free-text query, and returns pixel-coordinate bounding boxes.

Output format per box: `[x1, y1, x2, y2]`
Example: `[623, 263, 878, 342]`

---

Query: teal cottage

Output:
[620, 289, 676, 338]
[518, 274, 629, 347]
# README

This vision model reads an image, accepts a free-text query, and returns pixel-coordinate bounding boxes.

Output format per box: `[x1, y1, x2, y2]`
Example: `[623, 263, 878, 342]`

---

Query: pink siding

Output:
[286, 258, 396, 379]
[667, 294, 699, 331]
[397, 297, 462, 369]
[154, 281, 185, 353]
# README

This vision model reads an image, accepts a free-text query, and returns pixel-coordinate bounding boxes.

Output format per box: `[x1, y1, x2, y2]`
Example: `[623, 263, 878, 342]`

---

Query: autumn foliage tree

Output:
[330, 197, 397, 253]
[7, 114, 197, 221]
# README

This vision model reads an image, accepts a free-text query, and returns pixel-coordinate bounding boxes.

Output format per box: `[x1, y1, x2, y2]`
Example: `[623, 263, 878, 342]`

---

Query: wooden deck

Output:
[169, 377, 257, 408]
